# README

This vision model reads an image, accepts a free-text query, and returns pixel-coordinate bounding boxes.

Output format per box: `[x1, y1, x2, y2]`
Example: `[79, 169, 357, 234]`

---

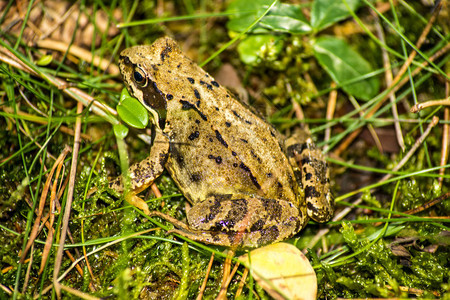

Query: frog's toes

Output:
[125, 193, 150, 215]
[307, 192, 334, 222]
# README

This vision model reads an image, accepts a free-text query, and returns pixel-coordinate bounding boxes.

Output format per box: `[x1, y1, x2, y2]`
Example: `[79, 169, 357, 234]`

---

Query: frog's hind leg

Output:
[285, 131, 334, 222]
[184, 196, 307, 248]
[148, 195, 308, 248]
[147, 211, 244, 246]
[167, 223, 299, 248]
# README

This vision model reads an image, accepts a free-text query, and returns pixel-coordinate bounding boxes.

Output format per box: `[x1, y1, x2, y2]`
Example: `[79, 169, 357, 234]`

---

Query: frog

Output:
[112, 37, 333, 248]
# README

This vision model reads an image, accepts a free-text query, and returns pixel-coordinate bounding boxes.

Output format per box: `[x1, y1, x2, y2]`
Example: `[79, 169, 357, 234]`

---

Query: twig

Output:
[324, 83, 337, 152]
[53, 101, 83, 298]
[235, 267, 249, 298]
[0, 284, 12, 296]
[401, 191, 450, 215]
[291, 96, 306, 130]
[196, 252, 214, 300]
[58, 284, 100, 300]
[36, 39, 119, 75]
[410, 97, 450, 113]
[226, 261, 241, 287]
[18, 87, 47, 117]
[348, 96, 384, 152]
[439, 81, 450, 185]
[216, 260, 242, 299]
[22, 244, 34, 293]
[151, 183, 162, 198]
[373, 9, 404, 151]
[216, 249, 235, 300]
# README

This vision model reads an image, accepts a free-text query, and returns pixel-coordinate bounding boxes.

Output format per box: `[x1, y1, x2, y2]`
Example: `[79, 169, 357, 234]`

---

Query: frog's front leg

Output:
[109, 131, 169, 214]
[285, 131, 334, 222]
[153, 195, 308, 248]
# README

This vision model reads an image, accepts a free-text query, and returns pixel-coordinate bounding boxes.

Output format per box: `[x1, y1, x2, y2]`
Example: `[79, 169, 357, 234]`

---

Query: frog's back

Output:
[121, 37, 302, 206]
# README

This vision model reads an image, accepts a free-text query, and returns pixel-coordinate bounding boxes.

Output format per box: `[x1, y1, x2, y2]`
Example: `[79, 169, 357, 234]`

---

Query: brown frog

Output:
[111, 37, 333, 248]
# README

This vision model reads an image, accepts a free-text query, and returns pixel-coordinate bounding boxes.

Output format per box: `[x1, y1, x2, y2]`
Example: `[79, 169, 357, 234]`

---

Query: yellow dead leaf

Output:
[239, 242, 317, 300]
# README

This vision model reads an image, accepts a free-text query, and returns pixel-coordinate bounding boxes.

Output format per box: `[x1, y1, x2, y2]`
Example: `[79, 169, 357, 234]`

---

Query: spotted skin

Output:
[114, 37, 333, 248]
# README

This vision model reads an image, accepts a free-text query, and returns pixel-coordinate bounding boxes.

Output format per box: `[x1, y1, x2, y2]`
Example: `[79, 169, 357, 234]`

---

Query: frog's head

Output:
[118, 37, 180, 128]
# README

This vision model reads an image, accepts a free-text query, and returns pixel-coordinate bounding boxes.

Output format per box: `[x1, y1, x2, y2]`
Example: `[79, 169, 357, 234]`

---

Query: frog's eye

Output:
[133, 67, 147, 87]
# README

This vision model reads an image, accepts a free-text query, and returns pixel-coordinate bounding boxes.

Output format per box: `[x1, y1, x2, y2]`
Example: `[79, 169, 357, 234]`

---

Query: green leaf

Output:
[226, 0, 273, 33]
[237, 35, 283, 65]
[113, 124, 129, 139]
[312, 36, 379, 100]
[311, 0, 361, 31]
[36, 54, 53, 66]
[226, 1, 311, 34]
[260, 3, 311, 34]
[117, 88, 149, 129]
[120, 87, 132, 102]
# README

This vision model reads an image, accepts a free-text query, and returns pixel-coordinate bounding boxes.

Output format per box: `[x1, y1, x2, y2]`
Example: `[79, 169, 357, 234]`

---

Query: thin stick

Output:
[225, 261, 241, 287]
[0, 284, 12, 296]
[22, 244, 34, 293]
[196, 252, 214, 300]
[217, 259, 240, 300]
[151, 183, 162, 198]
[373, 9, 404, 151]
[36, 39, 119, 75]
[53, 101, 83, 297]
[410, 97, 450, 113]
[292, 98, 306, 131]
[216, 249, 235, 300]
[401, 191, 450, 215]
[324, 83, 337, 152]
[58, 284, 100, 300]
[235, 267, 249, 298]
[38, 3, 78, 40]
[439, 81, 450, 185]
